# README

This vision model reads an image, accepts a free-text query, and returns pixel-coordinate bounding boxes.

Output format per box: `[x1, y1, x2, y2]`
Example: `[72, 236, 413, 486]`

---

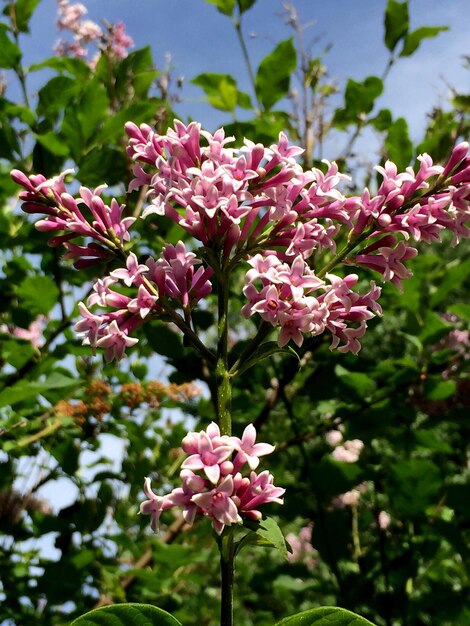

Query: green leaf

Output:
[77, 147, 127, 187]
[37, 75, 78, 116]
[345, 76, 383, 116]
[237, 0, 257, 12]
[430, 258, 470, 307]
[370, 108, 392, 131]
[235, 341, 299, 376]
[192, 73, 238, 112]
[35, 132, 70, 157]
[16, 275, 60, 317]
[423, 377, 456, 401]
[0, 23, 21, 69]
[384, 0, 409, 52]
[205, 0, 236, 16]
[0, 373, 79, 408]
[70, 603, 182, 625]
[448, 303, 470, 321]
[255, 38, 297, 110]
[276, 606, 377, 625]
[240, 516, 290, 560]
[390, 459, 442, 517]
[400, 26, 448, 57]
[384, 117, 413, 170]
[335, 364, 376, 398]
[418, 311, 451, 345]
[29, 56, 91, 80]
[12, 0, 41, 33]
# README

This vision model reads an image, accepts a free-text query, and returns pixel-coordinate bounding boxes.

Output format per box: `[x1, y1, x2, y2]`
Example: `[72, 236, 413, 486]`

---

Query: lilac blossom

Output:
[140, 422, 283, 535]
[54, 0, 133, 64]
[13, 120, 470, 361]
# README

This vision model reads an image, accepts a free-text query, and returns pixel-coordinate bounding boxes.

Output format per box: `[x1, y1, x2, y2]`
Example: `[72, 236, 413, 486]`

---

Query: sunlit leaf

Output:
[70, 603, 182, 625]
[276, 606, 377, 625]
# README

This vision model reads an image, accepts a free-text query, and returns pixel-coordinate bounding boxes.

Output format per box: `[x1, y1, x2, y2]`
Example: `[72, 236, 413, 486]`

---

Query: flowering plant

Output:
[11, 114, 470, 625]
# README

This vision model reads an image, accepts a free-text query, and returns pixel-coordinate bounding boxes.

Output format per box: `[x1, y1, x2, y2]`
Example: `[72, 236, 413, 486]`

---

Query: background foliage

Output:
[1, 1, 470, 625]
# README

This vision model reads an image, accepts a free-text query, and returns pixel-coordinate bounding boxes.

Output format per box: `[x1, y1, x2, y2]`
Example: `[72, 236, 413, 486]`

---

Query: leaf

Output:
[16, 275, 60, 317]
[0, 373, 79, 408]
[12, 0, 41, 33]
[255, 38, 297, 110]
[37, 75, 78, 116]
[389, 459, 442, 517]
[370, 108, 392, 132]
[423, 377, 456, 401]
[276, 606, 377, 625]
[334, 364, 376, 399]
[430, 258, 470, 307]
[384, 117, 413, 170]
[205, 0, 236, 16]
[239, 516, 290, 560]
[384, 0, 409, 52]
[70, 603, 182, 625]
[235, 341, 299, 376]
[400, 26, 448, 57]
[35, 132, 70, 157]
[344, 76, 383, 116]
[448, 303, 470, 321]
[192, 73, 239, 112]
[237, 0, 257, 12]
[0, 23, 21, 69]
[418, 311, 451, 345]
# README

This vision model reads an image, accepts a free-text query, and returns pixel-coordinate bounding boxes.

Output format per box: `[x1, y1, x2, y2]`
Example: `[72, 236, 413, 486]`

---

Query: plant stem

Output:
[216, 259, 232, 435]
[219, 529, 235, 626]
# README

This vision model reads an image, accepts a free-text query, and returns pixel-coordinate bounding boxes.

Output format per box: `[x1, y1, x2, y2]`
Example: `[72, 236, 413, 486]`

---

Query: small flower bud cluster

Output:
[140, 423, 284, 535]
[55, 0, 133, 64]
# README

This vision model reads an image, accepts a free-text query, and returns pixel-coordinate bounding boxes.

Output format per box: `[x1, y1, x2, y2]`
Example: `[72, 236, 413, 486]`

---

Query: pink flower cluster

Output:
[12, 120, 470, 360]
[55, 0, 133, 64]
[76, 242, 213, 361]
[286, 523, 317, 570]
[242, 254, 382, 353]
[10, 170, 134, 269]
[140, 423, 284, 535]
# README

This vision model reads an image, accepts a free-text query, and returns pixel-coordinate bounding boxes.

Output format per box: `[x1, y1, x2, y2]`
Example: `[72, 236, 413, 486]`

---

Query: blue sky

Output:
[17, 0, 470, 152]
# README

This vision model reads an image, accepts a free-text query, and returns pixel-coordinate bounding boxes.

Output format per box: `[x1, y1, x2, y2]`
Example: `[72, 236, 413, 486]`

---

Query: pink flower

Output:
[191, 476, 242, 535]
[95, 320, 139, 362]
[182, 431, 233, 484]
[331, 439, 364, 463]
[232, 424, 275, 470]
[139, 477, 172, 532]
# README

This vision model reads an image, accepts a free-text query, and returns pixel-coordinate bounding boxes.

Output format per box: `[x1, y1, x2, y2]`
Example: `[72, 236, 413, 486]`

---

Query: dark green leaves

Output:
[276, 606, 377, 625]
[390, 459, 442, 517]
[384, 0, 409, 52]
[0, 23, 21, 69]
[255, 38, 296, 111]
[70, 603, 182, 625]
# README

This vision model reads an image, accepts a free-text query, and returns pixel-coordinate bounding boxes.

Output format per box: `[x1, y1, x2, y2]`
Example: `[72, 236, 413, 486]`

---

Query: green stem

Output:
[216, 260, 232, 435]
[219, 529, 235, 626]
[233, 14, 262, 113]
[229, 320, 272, 376]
